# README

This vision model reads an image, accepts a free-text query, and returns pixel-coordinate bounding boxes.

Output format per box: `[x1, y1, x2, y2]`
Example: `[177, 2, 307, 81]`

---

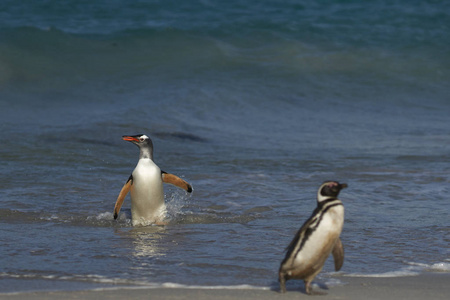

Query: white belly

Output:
[295, 206, 344, 268]
[130, 159, 165, 226]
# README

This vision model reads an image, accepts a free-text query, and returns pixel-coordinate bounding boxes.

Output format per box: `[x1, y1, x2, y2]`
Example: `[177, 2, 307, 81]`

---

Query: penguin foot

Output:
[305, 281, 327, 296]
[279, 274, 286, 293]
[154, 220, 169, 226]
[279, 283, 286, 294]
[308, 290, 327, 296]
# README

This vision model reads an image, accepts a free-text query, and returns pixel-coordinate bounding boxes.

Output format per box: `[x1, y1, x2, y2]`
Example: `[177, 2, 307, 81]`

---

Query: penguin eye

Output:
[139, 137, 145, 142]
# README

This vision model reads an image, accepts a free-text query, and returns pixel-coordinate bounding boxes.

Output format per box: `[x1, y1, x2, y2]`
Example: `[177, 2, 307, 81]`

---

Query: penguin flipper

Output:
[113, 175, 132, 219]
[284, 209, 320, 255]
[161, 171, 193, 193]
[332, 237, 344, 271]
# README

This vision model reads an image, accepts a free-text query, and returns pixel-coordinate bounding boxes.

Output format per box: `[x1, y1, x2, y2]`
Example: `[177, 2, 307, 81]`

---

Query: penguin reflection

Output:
[114, 226, 168, 259]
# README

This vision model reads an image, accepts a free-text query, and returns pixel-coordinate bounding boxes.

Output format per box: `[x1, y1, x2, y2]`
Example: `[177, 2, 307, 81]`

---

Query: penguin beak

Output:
[122, 136, 139, 142]
[340, 183, 348, 189]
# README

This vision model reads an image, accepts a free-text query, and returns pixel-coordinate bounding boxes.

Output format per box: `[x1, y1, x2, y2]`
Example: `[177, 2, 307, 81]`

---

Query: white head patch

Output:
[317, 181, 338, 203]
[139, 134, 149, 142]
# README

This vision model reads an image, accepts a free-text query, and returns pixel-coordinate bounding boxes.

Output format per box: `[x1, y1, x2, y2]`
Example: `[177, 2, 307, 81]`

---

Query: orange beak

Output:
[122, 136, 139, 142]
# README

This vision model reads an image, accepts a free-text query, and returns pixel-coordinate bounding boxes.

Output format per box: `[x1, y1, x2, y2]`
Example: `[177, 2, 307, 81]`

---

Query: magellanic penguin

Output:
[279, 181, 347, 295]
[113, 134, 192, 226]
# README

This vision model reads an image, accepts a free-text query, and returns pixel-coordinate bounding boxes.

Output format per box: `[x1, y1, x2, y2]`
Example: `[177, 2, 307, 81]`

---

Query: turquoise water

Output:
[0, 0, 449, 293]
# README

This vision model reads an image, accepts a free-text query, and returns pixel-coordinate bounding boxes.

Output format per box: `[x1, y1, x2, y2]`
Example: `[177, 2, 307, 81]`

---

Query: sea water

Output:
[0, 0, 449, 293]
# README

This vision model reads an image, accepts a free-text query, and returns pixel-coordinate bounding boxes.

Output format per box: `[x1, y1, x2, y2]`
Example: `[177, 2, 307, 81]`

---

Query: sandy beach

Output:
[1, 273, 448, 300]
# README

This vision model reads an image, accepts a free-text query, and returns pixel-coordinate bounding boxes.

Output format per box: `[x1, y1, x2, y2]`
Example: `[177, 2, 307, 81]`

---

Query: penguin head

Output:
[317, 181, 347, 203]
[122, 134, 154, 159]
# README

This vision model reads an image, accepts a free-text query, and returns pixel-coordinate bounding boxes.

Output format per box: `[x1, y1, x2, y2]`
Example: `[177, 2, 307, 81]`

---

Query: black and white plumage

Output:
[279, 181, 347, 295]
[113, 134, 192, 226]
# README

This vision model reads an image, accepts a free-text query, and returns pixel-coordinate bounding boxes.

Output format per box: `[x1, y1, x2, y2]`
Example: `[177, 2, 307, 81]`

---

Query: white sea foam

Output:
[321, 278, 345, 287]
[0, 284, 271, 297]
[430, 262, 450, 272]
[86, 211, 131, 226]
[90, 212, 114, 220]
[309, 277, 346, 291]
[345, 270, 420, 278]
[345, 261, 450, 278]
[0, 272, 270, 293]
[82, 282, 271, 294]
[0, 272, 149, 287]
[159, 283, 270, 290]
[407, 261, 450, 272]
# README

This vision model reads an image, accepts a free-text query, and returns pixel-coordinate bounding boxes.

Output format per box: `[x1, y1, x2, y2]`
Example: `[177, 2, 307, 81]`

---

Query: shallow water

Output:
[1, 0, 449, 293]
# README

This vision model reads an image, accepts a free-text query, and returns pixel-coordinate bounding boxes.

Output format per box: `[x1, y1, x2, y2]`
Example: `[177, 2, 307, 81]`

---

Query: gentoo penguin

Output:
[279, 181, 347, 295]
[113, 134, 192, 226]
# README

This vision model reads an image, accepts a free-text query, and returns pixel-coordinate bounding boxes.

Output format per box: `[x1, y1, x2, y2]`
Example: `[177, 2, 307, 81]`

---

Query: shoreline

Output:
[1, 273, 448, 300]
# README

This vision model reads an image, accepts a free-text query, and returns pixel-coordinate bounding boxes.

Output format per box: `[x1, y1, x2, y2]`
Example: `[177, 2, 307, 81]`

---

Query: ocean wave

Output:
[2, 0, 449, 44]
[344, 261, 450, 278]
[0, 271, 148, 286]
[158, 283, 270, 290]
[407, 261, 450, 272]
[345, 270, 420, 278]
[1, 25, 447, 91]
[0, 271, 270, 294]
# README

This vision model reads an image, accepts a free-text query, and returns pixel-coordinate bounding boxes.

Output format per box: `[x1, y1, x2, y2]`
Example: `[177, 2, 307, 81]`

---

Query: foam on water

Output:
[407, 261, 450, 273]
[0, 272, 144, 286]
[158, 283, 270, 290]
[344, 261, 450, 278]
[0, 271, 271, 295]
[345, 270, 420, 278]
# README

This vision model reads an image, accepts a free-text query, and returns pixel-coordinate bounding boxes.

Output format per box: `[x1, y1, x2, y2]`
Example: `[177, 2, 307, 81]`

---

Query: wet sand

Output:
[0, 273, 448, 300]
